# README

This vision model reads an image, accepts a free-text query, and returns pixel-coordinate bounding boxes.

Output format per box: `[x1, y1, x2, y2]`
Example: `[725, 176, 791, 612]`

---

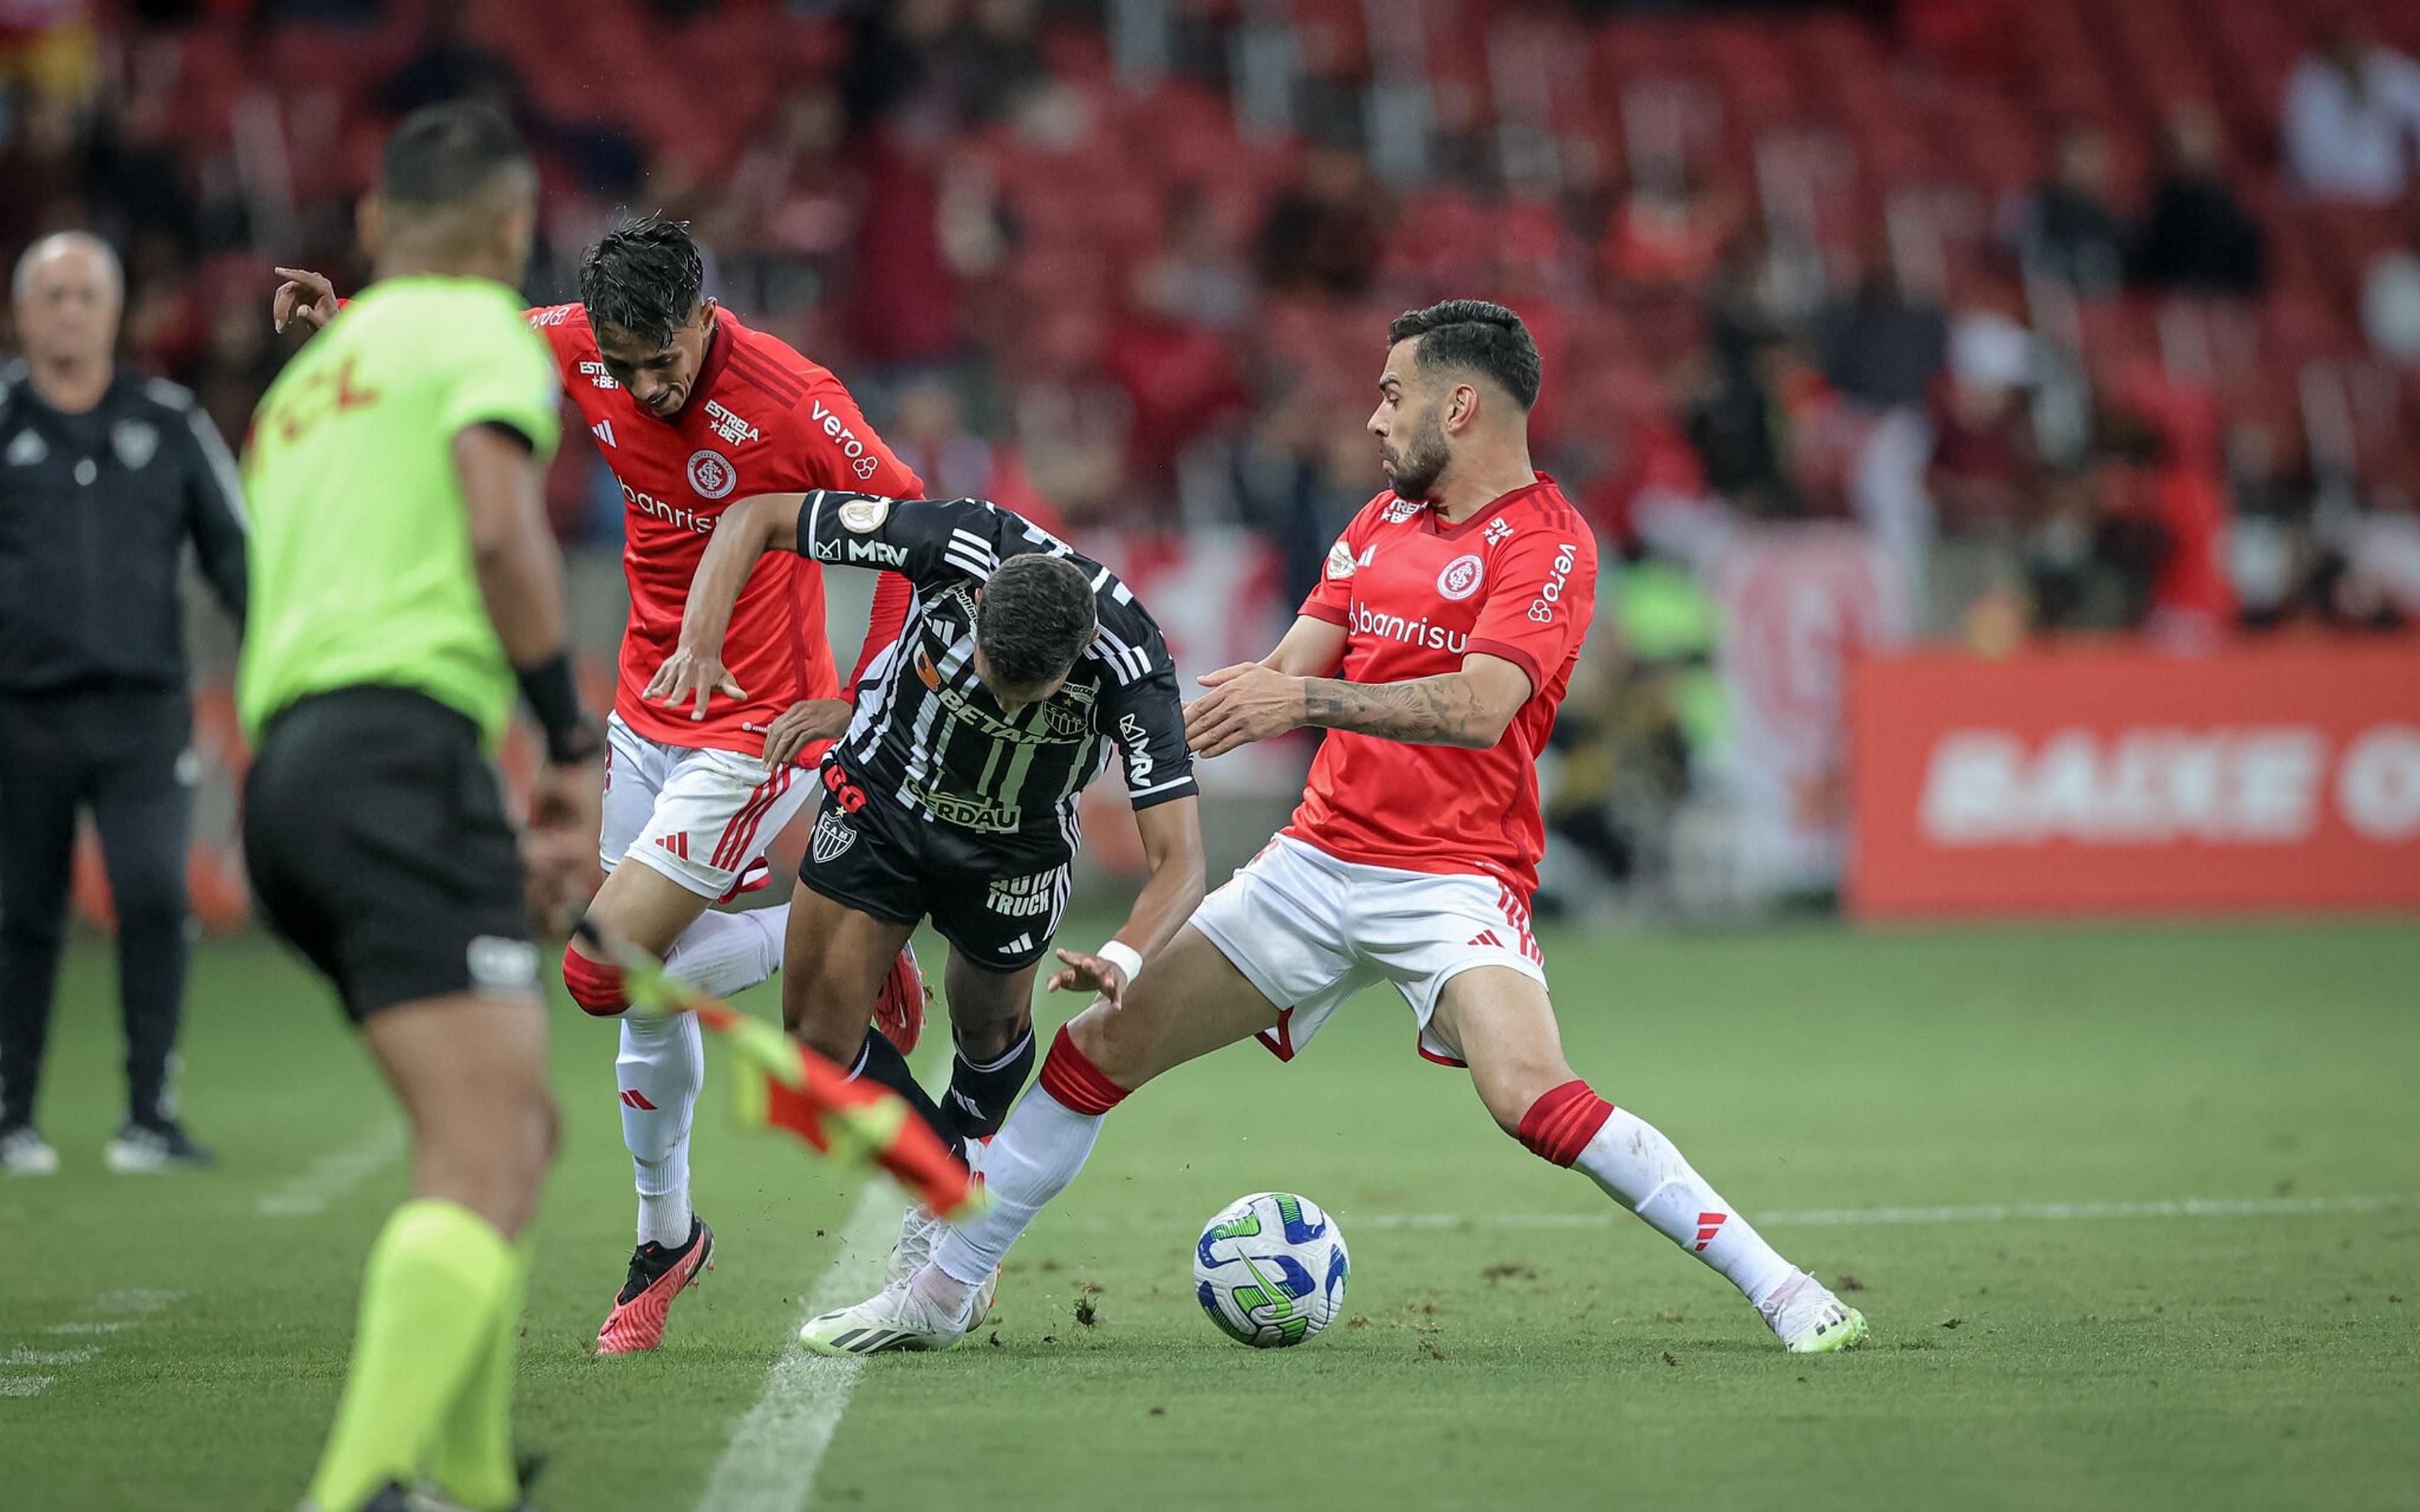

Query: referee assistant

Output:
[241, 102, 601, 1512]
[0, 232, 249, 1177]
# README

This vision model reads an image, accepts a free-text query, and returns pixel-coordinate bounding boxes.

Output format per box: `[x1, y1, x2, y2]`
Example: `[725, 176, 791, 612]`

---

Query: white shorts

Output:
[1187, 835, 1548, 1067]
[601, 714, 813, 900]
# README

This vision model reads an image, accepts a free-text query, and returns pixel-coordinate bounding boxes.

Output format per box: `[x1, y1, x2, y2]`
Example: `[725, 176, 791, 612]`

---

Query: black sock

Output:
[939, 1027, 1035, 1145]
[848, 1028, 962, 1159]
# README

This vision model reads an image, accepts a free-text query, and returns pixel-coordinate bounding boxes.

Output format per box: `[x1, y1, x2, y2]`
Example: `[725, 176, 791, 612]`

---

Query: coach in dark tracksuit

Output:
[0, 232, 248, 1175]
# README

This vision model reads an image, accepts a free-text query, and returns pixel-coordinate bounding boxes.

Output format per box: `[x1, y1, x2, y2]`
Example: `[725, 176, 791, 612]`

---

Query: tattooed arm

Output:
[1303, 655, 1533, 747]
[1185, 653, 1533, 758]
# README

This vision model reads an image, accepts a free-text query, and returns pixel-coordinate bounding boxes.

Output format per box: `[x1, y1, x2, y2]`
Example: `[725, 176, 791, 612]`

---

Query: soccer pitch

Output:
[5, 918, 2416, 1511]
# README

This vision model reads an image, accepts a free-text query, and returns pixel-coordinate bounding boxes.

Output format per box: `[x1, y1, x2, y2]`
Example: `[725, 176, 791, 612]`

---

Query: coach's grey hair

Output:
[12, 231, 125, 305]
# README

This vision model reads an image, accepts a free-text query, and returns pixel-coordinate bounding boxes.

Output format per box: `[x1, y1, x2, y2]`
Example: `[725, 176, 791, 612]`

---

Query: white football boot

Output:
[798, 1265, 998, 1356]
[1757, 1270, 1870, 1354]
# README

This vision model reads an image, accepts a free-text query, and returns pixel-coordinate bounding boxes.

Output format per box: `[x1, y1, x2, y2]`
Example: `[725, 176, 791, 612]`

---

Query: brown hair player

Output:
[793, 299, 1872, 1359]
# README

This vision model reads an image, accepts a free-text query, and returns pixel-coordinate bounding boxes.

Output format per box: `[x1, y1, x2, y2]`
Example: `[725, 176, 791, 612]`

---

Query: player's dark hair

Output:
[1386, 299, 1541, 411]
[976, 555, 1097, 691]
[580, 214, 705, 348]
[377, 102, 531, 210]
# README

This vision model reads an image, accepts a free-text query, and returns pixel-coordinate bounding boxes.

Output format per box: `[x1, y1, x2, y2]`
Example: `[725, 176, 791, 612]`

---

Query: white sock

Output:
[1572, 1107, 1798, 1308]
[662, 905, 788, 999]
[929, 1085, 1102, 1288]
[618, 1009, 704, 1247]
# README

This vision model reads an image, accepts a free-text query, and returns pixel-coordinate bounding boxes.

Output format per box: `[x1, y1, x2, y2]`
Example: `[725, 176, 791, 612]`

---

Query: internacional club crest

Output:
[687, 448, 737, 500]
[1436, 553, 1485, 601]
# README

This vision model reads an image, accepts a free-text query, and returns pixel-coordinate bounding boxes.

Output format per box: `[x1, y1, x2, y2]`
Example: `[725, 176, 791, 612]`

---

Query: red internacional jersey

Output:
[1290, 474, 1598, 900]
[526, 304, 923, 757]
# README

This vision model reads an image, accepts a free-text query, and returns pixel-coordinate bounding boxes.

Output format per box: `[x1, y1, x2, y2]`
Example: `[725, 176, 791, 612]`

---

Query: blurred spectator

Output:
[380, 0, 524, 120]
[1929, 312, 2039, 532]
[1233, 396, 1371, 607]
[729, 85, 860, 268]
[1136, 186, 1252, 334]
[2129, 105, 2266, 300]
[1819, 260, 1947, 412]
[885, 372, 1060, 536]
[1600, 161, 1737, 289]
[2012, 127, 2124, 295]
[2361, 213, 2420, 364]
[1257, 144, 1387, 300]
[2281, 20, 2420, 203]
[1922, 311, 2040, 633]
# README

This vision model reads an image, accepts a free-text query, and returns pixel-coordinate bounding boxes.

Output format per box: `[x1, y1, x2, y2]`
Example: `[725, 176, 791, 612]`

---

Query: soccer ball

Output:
[1192, 1191, 1350, 1348]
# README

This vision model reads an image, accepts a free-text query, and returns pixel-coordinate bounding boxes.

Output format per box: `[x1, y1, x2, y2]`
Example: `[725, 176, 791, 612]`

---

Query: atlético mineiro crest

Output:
[1436, 553, 1485, 601]
[811, 807, 856, 864]
[687, 448, 737, 500]
[111, 420, 159, 471]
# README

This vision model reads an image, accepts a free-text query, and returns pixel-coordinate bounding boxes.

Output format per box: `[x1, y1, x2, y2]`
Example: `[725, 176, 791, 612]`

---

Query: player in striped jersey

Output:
[648, 490, 1206, 1300]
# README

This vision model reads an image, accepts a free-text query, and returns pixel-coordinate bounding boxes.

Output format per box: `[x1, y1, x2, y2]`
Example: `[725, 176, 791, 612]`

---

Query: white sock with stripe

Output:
[616, 908, 785, 1249]
[618, 1009, 704, 1248]
[1572, 1108, 1798, 1309]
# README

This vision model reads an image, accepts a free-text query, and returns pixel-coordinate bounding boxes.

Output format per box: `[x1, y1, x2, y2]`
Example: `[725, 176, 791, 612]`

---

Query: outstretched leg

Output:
[1435, 967, 1867, 1354]
[798, 924, 1281, 1353]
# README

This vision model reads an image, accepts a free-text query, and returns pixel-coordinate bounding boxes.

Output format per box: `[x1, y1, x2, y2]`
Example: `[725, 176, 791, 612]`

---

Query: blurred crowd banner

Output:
[1848, 642, 2420, 917]
[1713, 525, 1910, 895]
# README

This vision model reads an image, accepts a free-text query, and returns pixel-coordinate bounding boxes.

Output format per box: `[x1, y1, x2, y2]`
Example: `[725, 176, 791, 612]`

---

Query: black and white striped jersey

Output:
[793, 491, 1195, 870]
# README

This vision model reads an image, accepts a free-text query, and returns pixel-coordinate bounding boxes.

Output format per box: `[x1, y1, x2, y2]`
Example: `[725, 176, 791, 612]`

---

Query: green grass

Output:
[4, 919, 2417, 1511]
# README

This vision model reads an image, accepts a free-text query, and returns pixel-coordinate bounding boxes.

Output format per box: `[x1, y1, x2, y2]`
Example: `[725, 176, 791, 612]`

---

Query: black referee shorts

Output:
[243, 686, 538, 1022]
[798, 764, 1069, 975]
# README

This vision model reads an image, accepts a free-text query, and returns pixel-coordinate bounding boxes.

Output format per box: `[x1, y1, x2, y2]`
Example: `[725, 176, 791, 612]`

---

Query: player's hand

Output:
[272, 267, 338, 333]
[750, 698, 851, 769]
[645, 644, 746, 721]
[522, 757, 605, 931]
[1048, 948, 1131, 1008]
[1183, 663, 1307, 759]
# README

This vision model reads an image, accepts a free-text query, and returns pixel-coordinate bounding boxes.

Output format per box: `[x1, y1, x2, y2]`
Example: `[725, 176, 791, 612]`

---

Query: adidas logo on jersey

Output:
[1325, 540, 1376, 580]
[592, 419, 615, 448]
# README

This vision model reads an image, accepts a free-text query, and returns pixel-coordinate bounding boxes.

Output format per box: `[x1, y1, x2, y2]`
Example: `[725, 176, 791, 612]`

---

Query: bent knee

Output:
[1063, 1006, 1158, 1094]
[562, 942, 629, 1017]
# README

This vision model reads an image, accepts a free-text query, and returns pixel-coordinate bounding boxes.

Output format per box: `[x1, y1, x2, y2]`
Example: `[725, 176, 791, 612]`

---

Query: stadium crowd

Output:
[6, 0, 2420, 910]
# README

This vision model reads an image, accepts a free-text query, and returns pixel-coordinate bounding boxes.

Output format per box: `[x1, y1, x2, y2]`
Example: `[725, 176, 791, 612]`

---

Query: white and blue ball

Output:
[1192, 1191, 1350, 1348]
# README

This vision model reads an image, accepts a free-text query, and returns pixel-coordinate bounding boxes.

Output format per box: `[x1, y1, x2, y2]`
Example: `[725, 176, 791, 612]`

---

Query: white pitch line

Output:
[0, 1377, 54, 1398]
[1048, 1192, 2412, 1234]
[257, 1122, 406, 1218]
[43, 1323, 127, 1336]
[3, 1349, 93, 1367]
[693, 1182, 902, 1512]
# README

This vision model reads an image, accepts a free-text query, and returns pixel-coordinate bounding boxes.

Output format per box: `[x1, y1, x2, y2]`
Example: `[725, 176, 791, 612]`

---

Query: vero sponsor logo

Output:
[1918, 724, 2420, 847]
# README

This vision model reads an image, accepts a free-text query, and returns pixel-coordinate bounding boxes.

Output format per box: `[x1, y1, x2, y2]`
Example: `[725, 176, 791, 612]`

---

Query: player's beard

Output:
[1382, 408, 1451, 501]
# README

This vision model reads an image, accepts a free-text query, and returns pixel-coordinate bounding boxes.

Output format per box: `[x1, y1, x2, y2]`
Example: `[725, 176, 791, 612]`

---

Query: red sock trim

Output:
[1036, 1026, 1127, 1117]
[1517, 1079, 1615, 1168]
[561, 944, 629, 1017]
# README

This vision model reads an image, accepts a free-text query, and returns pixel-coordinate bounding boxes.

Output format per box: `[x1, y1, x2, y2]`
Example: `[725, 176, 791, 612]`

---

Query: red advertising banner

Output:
[1847, 641, 2420, 917]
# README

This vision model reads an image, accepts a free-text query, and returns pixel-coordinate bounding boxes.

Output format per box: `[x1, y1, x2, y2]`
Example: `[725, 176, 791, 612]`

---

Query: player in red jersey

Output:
[800, 301, 1869, 1357]
[273, 217, 932, 1353]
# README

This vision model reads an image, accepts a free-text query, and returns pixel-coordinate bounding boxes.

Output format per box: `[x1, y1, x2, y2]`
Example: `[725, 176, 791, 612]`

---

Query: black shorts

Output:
[243, 687, 538, 1022]
[798, 782, 1069, 974]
